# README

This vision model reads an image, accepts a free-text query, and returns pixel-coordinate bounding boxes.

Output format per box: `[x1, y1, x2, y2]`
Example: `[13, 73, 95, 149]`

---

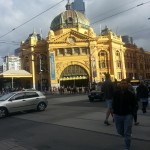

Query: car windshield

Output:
[0, 93, 15, 101]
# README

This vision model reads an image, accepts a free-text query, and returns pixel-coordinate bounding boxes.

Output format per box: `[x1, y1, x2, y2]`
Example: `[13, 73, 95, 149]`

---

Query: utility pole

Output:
[39, 55, 43, 91]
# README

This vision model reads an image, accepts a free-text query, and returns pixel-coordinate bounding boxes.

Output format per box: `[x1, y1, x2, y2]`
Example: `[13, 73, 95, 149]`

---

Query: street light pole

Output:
[39, 55, 43, 91]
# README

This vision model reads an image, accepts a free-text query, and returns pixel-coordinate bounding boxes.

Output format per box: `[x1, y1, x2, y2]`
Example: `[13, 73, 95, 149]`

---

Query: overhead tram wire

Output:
[129, 27, 150, 36]
[90, 0, 140, 21]
[0, 0, 65, 39]
[0, 40, 20, 45]
[91, 1, 150, 26]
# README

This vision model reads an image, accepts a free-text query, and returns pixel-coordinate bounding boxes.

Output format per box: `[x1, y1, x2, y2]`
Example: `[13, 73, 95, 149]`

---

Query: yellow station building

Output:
[19, 1, 150, 90]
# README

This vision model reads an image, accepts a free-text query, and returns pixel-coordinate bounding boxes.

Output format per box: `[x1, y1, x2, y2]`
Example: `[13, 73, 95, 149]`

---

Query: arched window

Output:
[115, 50, 122, 68]
[98, 50, 108, 69]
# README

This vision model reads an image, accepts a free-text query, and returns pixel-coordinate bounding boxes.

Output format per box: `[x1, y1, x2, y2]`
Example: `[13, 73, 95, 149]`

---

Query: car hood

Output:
[0, 100, 7, 105]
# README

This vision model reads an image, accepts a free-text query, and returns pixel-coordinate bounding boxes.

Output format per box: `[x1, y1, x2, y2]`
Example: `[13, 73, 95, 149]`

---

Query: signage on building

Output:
[50, 53, 55, 80]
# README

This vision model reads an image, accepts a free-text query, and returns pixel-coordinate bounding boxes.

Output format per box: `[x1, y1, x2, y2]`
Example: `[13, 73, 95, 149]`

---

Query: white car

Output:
[0, 90, 48, 118]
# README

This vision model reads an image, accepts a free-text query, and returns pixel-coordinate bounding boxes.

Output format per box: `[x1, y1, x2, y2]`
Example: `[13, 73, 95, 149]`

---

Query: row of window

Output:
[125, 62, 150, 70]
[125, 53, 136, 58]
[125, 53, 150, 62]
[56, 48, 89, 56]
[97, 61, 150, 70]
[55, 49, 123, 61]
[98, 60, 122, 69]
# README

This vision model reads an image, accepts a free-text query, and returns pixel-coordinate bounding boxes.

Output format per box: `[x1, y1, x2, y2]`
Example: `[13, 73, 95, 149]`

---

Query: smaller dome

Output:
[25, 32, 43, 42]
[101, 26, 112, 36]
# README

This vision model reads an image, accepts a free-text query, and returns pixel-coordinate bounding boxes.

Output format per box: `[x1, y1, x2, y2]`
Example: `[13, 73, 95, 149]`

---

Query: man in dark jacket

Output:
[113, 79, 137, 150]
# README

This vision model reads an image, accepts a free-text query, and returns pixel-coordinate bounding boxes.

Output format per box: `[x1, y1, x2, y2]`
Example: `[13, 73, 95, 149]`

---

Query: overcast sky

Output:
[0, 0, 150, 62]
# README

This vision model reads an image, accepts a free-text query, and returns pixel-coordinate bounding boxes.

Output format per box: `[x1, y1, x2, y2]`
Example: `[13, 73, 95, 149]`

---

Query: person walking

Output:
[112, 79, 137, 150]
[131, 96, 139, 126]
[126, 78, 139, 126]
[136, 80, 149, 113]
[101, 73, 114, 125]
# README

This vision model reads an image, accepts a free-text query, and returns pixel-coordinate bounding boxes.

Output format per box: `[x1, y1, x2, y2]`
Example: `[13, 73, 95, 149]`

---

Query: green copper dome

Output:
[50, 1, 90, 31]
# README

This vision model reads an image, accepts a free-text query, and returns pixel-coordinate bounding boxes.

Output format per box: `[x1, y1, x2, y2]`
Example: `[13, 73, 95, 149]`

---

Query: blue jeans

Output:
[114, 114, 133, 149]
[105, 99, 113, 109]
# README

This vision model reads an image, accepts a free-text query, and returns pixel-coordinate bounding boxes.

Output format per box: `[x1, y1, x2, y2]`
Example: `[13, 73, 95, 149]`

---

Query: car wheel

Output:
[0, 108, 8, 118]
[37, 102, 46, 111]
[89, 98, 94, 102]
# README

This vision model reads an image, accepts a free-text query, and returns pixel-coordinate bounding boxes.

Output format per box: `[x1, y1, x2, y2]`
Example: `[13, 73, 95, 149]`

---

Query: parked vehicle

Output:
[0, 90, 48, 118]
[88, 90, 104, 102]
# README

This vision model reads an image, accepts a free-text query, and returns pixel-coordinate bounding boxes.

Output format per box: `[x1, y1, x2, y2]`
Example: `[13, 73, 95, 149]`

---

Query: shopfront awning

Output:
[0, 70, 32, 78]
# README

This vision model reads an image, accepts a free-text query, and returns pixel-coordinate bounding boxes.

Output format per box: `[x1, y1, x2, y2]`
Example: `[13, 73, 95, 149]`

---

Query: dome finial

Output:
[66, 0, 71, 10]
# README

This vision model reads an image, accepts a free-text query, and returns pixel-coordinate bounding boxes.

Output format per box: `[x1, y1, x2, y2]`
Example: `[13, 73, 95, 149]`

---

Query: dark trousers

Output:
[133, 107, 138, 122]
[142, 101, 148, 113]
[133, 112, 137, 122]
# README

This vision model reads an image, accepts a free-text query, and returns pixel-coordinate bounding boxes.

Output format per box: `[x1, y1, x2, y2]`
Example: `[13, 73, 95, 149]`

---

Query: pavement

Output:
[0, 138, 36, 150]
[46, 96, 150, 141]
[0, 94, 150, 149]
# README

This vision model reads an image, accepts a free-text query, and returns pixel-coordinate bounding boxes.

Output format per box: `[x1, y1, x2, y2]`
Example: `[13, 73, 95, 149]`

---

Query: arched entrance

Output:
[60, 65, 89, 87]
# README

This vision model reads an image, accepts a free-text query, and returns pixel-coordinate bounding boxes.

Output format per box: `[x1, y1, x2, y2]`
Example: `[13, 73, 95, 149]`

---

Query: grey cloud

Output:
[0, 0, 149, 57]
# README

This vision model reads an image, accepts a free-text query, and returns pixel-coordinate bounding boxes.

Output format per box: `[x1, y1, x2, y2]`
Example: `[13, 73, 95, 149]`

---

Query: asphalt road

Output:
[0, 117, 121, 150]
[0, 94, 150, 150]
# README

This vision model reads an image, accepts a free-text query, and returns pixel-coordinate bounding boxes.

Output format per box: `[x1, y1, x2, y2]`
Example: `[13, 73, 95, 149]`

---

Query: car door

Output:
[24, 92, 40, 110]
[6, 93, 26, 112]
